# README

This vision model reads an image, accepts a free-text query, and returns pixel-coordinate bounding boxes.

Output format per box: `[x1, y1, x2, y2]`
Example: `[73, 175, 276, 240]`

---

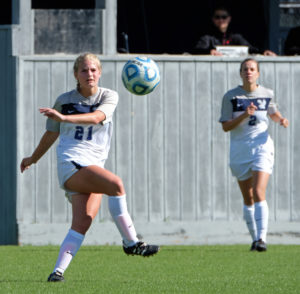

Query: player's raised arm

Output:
[40, 107, 106, 125]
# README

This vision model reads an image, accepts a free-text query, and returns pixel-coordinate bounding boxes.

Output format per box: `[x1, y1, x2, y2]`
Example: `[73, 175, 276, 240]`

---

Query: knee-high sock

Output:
[243, 204, 257, 241]
[53, 229, 84, 274]
[254, 200, 269, 242]
[108, 195, 139, 247]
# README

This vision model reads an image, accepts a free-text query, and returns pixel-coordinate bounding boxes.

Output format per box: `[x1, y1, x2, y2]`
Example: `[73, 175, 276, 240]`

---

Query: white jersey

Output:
[219, 85, 277, 179]
[219, 85, 277, 143]
[46, 87, 118, 167]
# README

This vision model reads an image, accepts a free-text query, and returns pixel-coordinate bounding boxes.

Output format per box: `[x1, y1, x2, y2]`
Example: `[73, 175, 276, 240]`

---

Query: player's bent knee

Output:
[109, 176, 125, 196]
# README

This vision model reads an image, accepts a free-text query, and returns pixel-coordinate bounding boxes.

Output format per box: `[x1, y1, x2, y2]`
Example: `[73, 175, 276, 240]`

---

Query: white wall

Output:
[16, 55, 300, 245]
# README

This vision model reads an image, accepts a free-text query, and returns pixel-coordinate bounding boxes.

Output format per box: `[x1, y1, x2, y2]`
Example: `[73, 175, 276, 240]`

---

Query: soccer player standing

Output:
[20, 53, 159, 282]
[219, 58, 289, 251]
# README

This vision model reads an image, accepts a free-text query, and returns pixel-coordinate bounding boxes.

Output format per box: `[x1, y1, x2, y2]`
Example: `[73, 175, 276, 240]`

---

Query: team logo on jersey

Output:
[257, 99, 267, 109]
[61, 102, 101, 115]
[231, 98, 271, 112]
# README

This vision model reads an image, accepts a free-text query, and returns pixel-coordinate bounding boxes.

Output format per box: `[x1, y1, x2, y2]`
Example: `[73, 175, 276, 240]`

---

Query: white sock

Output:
[255, 200, 269, 242]
[53, 229, 84, 274]
[243, 204, 257, 241]
[108, 195, 139, 247]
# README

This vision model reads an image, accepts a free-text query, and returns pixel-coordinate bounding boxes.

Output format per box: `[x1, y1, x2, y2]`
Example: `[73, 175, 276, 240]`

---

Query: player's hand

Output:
[39, 108, 65, 122]
[20, 157, 34, 173]
[280, 117, 289, 128]
[263, 50, 277, 56]
[210, 49, 223, 56]
[246, 102, 257, 116]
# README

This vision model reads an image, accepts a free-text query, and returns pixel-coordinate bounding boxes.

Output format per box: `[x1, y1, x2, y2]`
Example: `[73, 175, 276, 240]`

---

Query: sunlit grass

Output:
[0, 245, 299, 293]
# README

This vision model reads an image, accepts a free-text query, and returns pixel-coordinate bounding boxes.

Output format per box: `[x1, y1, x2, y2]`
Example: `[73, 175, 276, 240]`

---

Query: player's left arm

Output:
[40, 108, 106, 125]
[269, 111, 289, 128]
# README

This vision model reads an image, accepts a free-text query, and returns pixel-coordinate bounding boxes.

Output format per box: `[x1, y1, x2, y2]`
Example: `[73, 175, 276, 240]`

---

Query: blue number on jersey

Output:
[248, 115, 257, 126]
[87, 126, 93, 140]
[74, 126, 84, 140]
[74, 126, 93, 140]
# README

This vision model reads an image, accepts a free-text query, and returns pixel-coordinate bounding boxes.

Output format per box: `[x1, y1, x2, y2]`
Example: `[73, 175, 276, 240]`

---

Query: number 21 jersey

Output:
[46, 87, 118, 166]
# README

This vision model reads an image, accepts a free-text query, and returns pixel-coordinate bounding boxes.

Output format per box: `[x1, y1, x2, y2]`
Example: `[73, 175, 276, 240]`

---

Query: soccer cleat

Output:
[47, 271, 65, 282]
[256, 239, 267, 252]
[123, 241, 160, 257]
[250, 241, 257, 251]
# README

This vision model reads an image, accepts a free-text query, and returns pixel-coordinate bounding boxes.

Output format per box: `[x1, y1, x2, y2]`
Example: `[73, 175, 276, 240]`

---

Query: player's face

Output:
[240, 61, 260, 85]
[75, 59, 101, 91]
[212, 10, 231, 32]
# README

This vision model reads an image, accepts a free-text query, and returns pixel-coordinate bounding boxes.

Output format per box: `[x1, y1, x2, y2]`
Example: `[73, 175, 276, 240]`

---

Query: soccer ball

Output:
[121, 57, 160, 95]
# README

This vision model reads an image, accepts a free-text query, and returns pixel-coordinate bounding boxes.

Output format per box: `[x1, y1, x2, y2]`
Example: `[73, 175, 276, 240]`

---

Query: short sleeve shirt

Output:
[219, 85, 277, 143]
[46, 87, 118, 166]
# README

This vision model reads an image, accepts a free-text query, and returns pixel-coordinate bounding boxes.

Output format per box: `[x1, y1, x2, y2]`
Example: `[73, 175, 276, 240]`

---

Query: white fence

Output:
[16, 55, 300, 245]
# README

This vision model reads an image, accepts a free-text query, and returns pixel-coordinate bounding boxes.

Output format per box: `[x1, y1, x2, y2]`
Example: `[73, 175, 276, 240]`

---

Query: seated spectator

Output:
[284, 26, 300, 55]
[192, 7, 276, 56]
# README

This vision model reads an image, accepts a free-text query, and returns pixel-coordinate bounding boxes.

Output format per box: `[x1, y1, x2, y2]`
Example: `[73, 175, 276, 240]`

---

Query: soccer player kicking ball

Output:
[219, 58, 289, 252]
[20, 53, 159, 282]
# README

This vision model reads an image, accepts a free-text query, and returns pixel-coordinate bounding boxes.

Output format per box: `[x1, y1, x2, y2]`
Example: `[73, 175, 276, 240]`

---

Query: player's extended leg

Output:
[48, 193, 102, 282]
[238, 177, 257, 250]
[64, 166, 138, 246]
[252, 171, 270, 252]
[64, 166, 160, 257]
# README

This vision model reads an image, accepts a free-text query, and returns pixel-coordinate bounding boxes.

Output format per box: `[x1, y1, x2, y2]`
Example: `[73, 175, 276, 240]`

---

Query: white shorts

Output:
[230, 138, 274, 181]
[57, 159, 105, 202]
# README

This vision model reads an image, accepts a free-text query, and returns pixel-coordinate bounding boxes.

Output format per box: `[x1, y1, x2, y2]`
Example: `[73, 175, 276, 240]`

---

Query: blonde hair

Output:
[73, 53, 102, 90]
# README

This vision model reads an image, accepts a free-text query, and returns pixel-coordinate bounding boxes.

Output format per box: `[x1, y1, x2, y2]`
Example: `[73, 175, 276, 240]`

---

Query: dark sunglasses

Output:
[213, 14, 229, 20]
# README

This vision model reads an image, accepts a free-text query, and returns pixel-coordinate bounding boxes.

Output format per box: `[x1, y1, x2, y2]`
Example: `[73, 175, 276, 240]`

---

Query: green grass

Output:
[0, 245, 299, 293]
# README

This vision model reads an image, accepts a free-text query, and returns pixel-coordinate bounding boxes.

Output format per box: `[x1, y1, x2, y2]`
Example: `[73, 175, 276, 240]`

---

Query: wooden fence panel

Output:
[13, 56, 300, 245]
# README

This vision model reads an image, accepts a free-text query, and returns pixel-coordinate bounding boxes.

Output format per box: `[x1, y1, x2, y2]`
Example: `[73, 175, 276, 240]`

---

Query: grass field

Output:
[0, 245, 299, 294]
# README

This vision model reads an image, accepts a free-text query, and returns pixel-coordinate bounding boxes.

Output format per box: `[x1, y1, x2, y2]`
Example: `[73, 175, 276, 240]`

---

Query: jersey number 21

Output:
[74, 126, 93, 140]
